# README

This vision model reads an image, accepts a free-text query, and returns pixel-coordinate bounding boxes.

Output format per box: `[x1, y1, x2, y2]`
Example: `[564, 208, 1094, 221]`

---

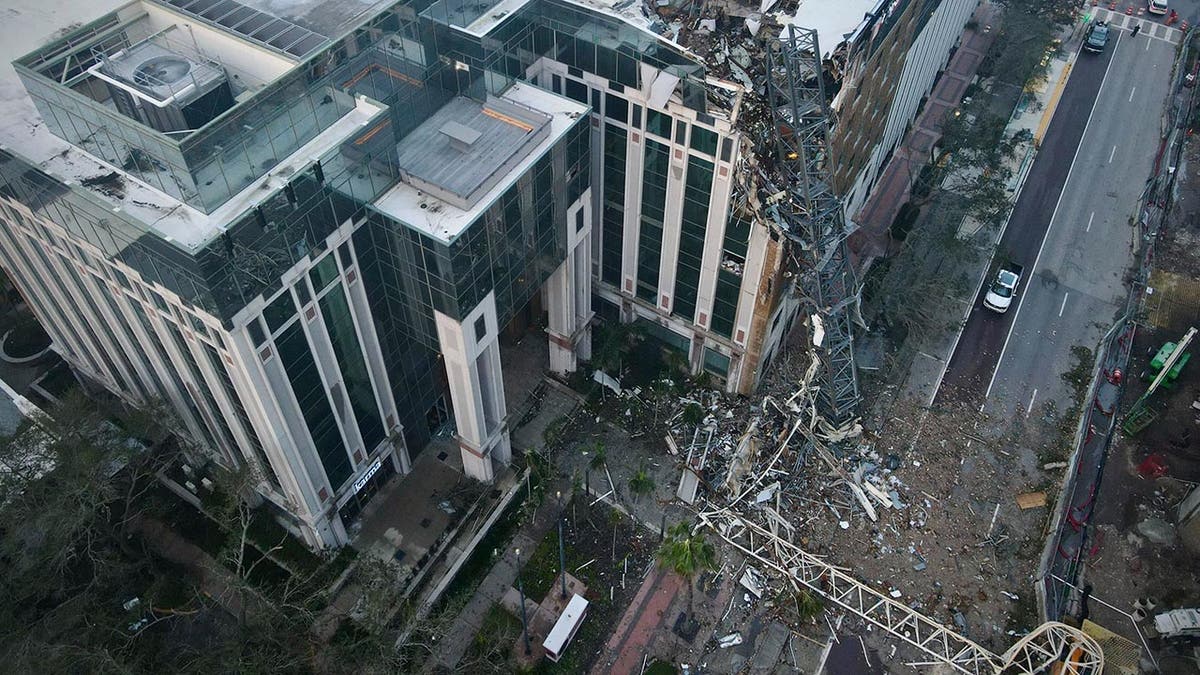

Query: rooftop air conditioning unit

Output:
[90, 41, 234, 134]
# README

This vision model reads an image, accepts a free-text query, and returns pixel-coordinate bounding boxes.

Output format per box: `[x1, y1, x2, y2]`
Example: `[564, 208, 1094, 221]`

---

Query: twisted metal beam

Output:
[700, 511, 1103, 674]
[762, 25, 859, 424]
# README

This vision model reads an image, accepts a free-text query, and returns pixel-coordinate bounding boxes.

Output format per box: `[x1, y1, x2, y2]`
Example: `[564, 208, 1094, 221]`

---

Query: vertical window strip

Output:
[636, 139, 670, 302]
[202, 342, 282, 490]
[672, 156, 713, 322]
[277, 321, 351, 489]
[164, 322, 240, 462]
[710, 212, 752, 338]
[601, 123, 627, 286]
[319, 283, 386, 453]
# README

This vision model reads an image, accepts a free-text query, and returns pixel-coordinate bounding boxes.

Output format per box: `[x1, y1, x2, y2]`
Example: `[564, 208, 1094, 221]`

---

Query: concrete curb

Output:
[1035, 59, 1076, 144]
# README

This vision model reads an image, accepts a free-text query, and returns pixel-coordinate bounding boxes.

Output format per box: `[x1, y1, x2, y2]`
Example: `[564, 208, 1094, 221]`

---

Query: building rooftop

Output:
[784, 0, 880, 57]
[0, 0, 853, 262]
[0, 0, 385, 253]
[159, 0, 395, 44]
[394, 96, 552, 211]
[375, 82, 587, 245]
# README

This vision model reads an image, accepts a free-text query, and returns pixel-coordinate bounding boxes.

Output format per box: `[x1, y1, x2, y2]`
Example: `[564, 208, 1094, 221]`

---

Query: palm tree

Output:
[628, 465, 655, 503]
[588, 441, 607, 471]
[656, 522, 718, 622]
[680, 402, 704, 427]
[663, 348, 690, 379]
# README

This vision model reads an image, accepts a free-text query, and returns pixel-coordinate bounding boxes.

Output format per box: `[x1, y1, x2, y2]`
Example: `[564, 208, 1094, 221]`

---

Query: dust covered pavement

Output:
[657, 326, 1085, 666]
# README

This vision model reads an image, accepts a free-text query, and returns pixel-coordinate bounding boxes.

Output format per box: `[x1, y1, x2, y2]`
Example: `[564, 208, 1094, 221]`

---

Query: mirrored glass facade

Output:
[0, 0, 756, 548]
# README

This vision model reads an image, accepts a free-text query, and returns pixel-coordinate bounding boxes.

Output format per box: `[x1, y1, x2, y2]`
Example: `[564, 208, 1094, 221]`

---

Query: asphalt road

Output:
[1167, 0, 1200, 23]
[936, 24, 1177, 415]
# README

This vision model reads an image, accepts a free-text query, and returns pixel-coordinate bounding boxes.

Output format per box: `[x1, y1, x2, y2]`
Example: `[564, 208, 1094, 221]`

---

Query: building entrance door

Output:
[337, 457, 396, 529]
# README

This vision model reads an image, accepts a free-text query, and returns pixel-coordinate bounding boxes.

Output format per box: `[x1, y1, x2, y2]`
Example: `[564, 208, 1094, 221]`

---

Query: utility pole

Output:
[557, 490, 567, 599]
[514, 547, 532, 656]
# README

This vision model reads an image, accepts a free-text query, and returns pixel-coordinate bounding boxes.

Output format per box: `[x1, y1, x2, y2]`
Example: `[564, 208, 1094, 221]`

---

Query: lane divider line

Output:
[983, 31, 1123, 403]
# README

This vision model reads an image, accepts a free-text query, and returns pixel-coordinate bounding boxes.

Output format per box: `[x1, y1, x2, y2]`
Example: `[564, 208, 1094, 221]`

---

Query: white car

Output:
[1149, 0, 1168, 16]
[983, 264, 1023, 313]
[1154, 608, 1200, 641]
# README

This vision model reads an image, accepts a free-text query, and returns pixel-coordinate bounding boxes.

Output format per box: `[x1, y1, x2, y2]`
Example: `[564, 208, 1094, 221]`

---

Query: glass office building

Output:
[0, 0, 974, 547]
[0, 0, 598, 547]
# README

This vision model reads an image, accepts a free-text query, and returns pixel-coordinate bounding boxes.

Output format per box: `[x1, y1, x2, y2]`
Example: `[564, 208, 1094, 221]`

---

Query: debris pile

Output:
[657, 345, 1053, 660]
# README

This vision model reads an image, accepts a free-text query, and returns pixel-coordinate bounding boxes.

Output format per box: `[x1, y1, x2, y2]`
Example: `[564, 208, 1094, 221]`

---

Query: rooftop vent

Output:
[89, 40, 234, 134]
[439, 121, 482, 153]
[133, 55, 193, 88]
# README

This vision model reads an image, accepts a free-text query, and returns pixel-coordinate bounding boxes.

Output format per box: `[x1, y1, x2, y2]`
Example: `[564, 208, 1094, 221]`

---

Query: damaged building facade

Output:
[0, 0, 972, 548]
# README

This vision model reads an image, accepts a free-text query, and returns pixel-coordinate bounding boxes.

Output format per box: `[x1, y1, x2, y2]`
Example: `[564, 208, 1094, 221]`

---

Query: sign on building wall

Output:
[353, 457, 383, 493]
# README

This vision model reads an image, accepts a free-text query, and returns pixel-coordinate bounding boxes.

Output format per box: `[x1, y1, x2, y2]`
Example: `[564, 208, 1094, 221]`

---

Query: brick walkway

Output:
[850, 4, 999, 263]
[589, 565, 684, 675]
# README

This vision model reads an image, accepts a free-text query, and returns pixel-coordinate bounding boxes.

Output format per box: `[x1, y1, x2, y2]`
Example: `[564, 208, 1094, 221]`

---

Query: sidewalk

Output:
[422, 477, 568, 672]
[589, 565, 684, 675]
[850, 3, 998, 262]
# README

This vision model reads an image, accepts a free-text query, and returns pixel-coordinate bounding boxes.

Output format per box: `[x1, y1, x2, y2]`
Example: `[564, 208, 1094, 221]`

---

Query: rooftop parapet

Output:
[12, 0, 363, 214]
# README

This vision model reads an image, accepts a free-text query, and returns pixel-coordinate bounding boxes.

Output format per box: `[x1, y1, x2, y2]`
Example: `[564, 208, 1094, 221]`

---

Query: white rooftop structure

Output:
[394, 95, 552, 211]
[0, 0, 385, 253]
[782, 0, 882, 57]
[375, 82, 588, 245]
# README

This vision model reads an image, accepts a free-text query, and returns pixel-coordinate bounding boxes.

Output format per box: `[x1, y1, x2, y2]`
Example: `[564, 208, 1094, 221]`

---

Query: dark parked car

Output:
[1085, 21, 1110, 53]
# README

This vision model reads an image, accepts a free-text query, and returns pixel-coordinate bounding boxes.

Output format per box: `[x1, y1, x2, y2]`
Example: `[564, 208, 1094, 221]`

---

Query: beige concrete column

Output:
[548, 192, 593, 374]
[434, 292, 511, 482]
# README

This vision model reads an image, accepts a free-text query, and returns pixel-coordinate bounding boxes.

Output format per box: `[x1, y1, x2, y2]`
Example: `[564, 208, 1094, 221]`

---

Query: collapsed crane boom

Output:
[724, 24, 1104, 675]
[763, 25, 860, 425]
[699, 510, 1103, 674]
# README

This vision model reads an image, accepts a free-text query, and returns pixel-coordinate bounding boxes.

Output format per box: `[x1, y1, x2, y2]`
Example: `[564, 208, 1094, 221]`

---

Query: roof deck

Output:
[375, 82, 587, 245]
[153, 0, 394, 50]
[394, 96, 552, 211]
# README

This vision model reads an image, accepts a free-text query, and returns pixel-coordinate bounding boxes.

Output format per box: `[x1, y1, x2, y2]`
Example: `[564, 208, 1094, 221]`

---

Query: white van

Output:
[1149, 0, 1169, 15]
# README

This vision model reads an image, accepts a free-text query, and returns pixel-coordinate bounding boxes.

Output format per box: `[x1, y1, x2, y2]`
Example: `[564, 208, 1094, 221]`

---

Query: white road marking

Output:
[1086, 211, 1094, 232]
[1109, 145, 1117, 163]
[1146, 34, 1152, 50]
[984, 31, 1122, 403]
[1059, 292, 1069, 317]
[1026, 388, 1038, 418]
[1129, 86, 1136, 102]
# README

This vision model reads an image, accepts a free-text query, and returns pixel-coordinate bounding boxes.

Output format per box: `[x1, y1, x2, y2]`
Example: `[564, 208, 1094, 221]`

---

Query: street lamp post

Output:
[557, 490, 567, 599]
[515, 547, 532, 656]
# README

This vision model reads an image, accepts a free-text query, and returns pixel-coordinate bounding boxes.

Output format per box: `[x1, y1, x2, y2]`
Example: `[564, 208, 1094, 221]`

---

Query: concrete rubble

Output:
[576, 0, 1050, 664]
[644, 338, 1052, 665]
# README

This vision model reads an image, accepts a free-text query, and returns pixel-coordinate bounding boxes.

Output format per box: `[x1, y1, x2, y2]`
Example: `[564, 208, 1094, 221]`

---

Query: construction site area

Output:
[1068, 132, 1200, 674]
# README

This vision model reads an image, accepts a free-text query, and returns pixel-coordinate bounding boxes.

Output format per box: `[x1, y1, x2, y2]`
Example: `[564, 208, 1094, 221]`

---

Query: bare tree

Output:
[0, 391, 182, 670]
